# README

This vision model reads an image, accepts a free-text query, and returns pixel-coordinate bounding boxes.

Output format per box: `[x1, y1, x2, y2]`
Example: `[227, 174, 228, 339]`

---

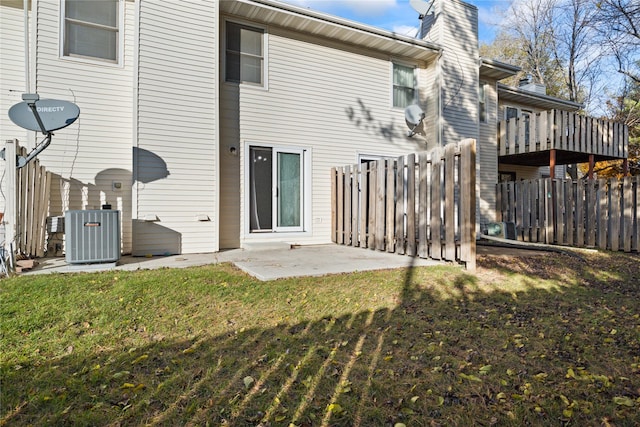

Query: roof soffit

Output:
[497, 83, 582, 111]
[221, 0, 441, 62]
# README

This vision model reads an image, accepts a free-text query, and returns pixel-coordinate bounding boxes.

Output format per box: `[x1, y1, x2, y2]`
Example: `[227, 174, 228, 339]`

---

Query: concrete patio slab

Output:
[23, 244, 445, 280]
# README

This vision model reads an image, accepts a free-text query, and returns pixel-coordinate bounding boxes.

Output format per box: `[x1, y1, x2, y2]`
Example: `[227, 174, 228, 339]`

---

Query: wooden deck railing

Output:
[496, 177, 640, 251]
[498, 109, 628, 159]
[331, 139, 476, 270]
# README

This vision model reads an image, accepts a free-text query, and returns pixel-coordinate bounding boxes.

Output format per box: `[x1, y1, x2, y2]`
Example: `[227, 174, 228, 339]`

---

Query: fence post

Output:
[429, 149, 441, 259]
[576, 179, 585, 247]
[565, 180, 574, 246]
[375, 160, 386, 251]
[351, 164, 360, 247]
[3, 140, 17, 269]
[331, 168, 337, 243]
[586, 179, 596, 247]
[459, 139, 476, 271]
[406, 154, 416, 257]
[395, 155, 405, 255]
[545, 178, 554, 244]
[622, 177, 632, 252]
[368, 163, 377, 249]
[634, 176, 640, 252]
[597, 179, 608, 250]
[609, 179, 621, 251]
[418, 153, 428, 258]
[386, 159, 395, 253]
[344, 166, 352, 246]
[444, 144, 456, 261]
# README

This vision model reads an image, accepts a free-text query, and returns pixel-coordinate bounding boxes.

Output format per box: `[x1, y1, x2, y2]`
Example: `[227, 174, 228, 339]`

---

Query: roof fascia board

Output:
[227, 0, 442, 56]
[497, 82, 583, 111]
[479, 58, 520, 79]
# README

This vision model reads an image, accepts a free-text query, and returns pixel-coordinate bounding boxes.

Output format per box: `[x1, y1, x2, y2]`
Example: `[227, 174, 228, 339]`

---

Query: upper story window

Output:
[226, 21, 264, 85]
[392, 63, 416, 108]
[479, 81, 487, 123]
[62, 0, 120, 63]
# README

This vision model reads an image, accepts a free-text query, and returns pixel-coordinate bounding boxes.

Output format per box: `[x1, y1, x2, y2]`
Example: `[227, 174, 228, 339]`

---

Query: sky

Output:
[280, 0, 512, 44]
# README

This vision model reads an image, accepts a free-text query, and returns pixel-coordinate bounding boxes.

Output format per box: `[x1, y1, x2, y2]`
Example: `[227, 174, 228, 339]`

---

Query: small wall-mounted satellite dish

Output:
[8, 98, 80, 132]
[410, 0, 435, 18]
[405, 104, 425, 137]
[5, 94, 80, 168]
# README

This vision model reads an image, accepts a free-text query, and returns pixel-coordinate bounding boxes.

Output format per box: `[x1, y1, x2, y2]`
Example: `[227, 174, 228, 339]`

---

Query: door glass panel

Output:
[277, 152, 301, 228]
[249, 147, 272, 231]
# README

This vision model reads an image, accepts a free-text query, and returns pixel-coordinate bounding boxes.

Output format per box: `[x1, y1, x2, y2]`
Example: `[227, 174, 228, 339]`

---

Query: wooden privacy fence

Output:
[3, 141, 51, 258]
[496, 177, 640, 252]
[331, 139, 476, 270]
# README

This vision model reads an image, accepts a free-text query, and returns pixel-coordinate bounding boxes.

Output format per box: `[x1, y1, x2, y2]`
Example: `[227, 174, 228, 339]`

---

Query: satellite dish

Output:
[5, 94, 80, 168]
[8, 98, 80, 132]
[405, 104, 425, 137]
[409, 0, 435, 18]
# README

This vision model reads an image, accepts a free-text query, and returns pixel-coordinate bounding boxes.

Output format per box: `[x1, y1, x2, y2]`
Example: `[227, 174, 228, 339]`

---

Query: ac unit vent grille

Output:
[65, 210, 120, 264]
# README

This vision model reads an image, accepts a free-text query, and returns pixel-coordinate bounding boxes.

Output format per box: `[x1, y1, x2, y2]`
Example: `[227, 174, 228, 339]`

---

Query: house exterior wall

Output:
[3, 0, 136, 253]
[220, 20, 435, 248]
[133, 0, 219, 255]
[479, 79, 499, 223]
[422, 0, 484, 223]
[0, 2, 30, 216]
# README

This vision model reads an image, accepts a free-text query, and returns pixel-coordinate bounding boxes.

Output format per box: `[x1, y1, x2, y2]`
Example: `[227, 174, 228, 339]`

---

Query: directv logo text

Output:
[31, 106, 65, 113]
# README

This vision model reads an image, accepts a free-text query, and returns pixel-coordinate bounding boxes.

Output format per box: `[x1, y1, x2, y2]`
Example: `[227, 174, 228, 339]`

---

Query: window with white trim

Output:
[392, 63, 416, 108]
[62, 0, 119, 63]
[479, 81, 487, 123]
[226, 21, 264, 85]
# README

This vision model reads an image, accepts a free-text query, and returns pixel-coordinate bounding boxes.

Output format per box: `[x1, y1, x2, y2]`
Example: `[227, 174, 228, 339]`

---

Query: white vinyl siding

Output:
[427, 0, 479, 146]
[220, 24, 433, 248]
[26, 0, 135, 253]
[423, 0, 482, 222]
[134, 1, 218, 255]
[0, 4, 31, 215]
[479, 79, 499, 224]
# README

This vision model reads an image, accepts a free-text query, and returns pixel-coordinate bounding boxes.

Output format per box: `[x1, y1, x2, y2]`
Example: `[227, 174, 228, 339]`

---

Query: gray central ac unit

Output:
[65, 210, 120, 264]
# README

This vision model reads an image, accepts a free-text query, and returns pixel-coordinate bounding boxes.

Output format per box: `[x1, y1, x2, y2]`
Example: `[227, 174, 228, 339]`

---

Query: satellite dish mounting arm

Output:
[18, 93, 53, 169]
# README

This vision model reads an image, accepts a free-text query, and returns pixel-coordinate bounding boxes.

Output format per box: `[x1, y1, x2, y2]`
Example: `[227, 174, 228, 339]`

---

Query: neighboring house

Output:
[0, 0, 627, 257]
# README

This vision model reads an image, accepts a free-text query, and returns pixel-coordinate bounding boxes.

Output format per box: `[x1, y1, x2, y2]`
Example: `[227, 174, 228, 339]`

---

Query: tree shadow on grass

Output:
[2, 254, 640, 426]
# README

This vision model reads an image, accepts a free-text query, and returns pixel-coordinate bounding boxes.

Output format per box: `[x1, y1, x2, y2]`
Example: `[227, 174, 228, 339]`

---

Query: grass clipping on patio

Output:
[1, 251, 639, 426]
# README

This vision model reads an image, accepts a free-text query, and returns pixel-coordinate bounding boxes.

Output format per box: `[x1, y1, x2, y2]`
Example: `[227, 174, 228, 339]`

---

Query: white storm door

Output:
[273, 148, 304, 232]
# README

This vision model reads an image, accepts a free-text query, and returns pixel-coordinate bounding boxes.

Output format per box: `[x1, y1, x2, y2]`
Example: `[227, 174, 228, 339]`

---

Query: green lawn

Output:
[1, 251, 639, 426]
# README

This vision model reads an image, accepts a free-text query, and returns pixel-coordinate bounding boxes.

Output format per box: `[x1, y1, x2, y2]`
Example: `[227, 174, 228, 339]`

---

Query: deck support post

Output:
[549, 149, 556, 179]
[622, 158, 629, 176]
[588, 154, 595, 179]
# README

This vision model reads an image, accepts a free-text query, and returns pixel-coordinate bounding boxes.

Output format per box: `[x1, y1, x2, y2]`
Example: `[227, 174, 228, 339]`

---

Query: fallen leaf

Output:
[479, 365, 492, 375]
[243, 376, 254, 389]
[327, 403, 343, 414]
[613, 396, 634, 407]
[459, 373, 482, 382]
[131, 354, 148, 364]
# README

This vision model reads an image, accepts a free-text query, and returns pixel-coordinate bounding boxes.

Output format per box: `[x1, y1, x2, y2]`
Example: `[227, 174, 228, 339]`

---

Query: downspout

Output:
[131, 0, 140, 225]
[24, 0, 30, 93]
[213, 0, 221, 252]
